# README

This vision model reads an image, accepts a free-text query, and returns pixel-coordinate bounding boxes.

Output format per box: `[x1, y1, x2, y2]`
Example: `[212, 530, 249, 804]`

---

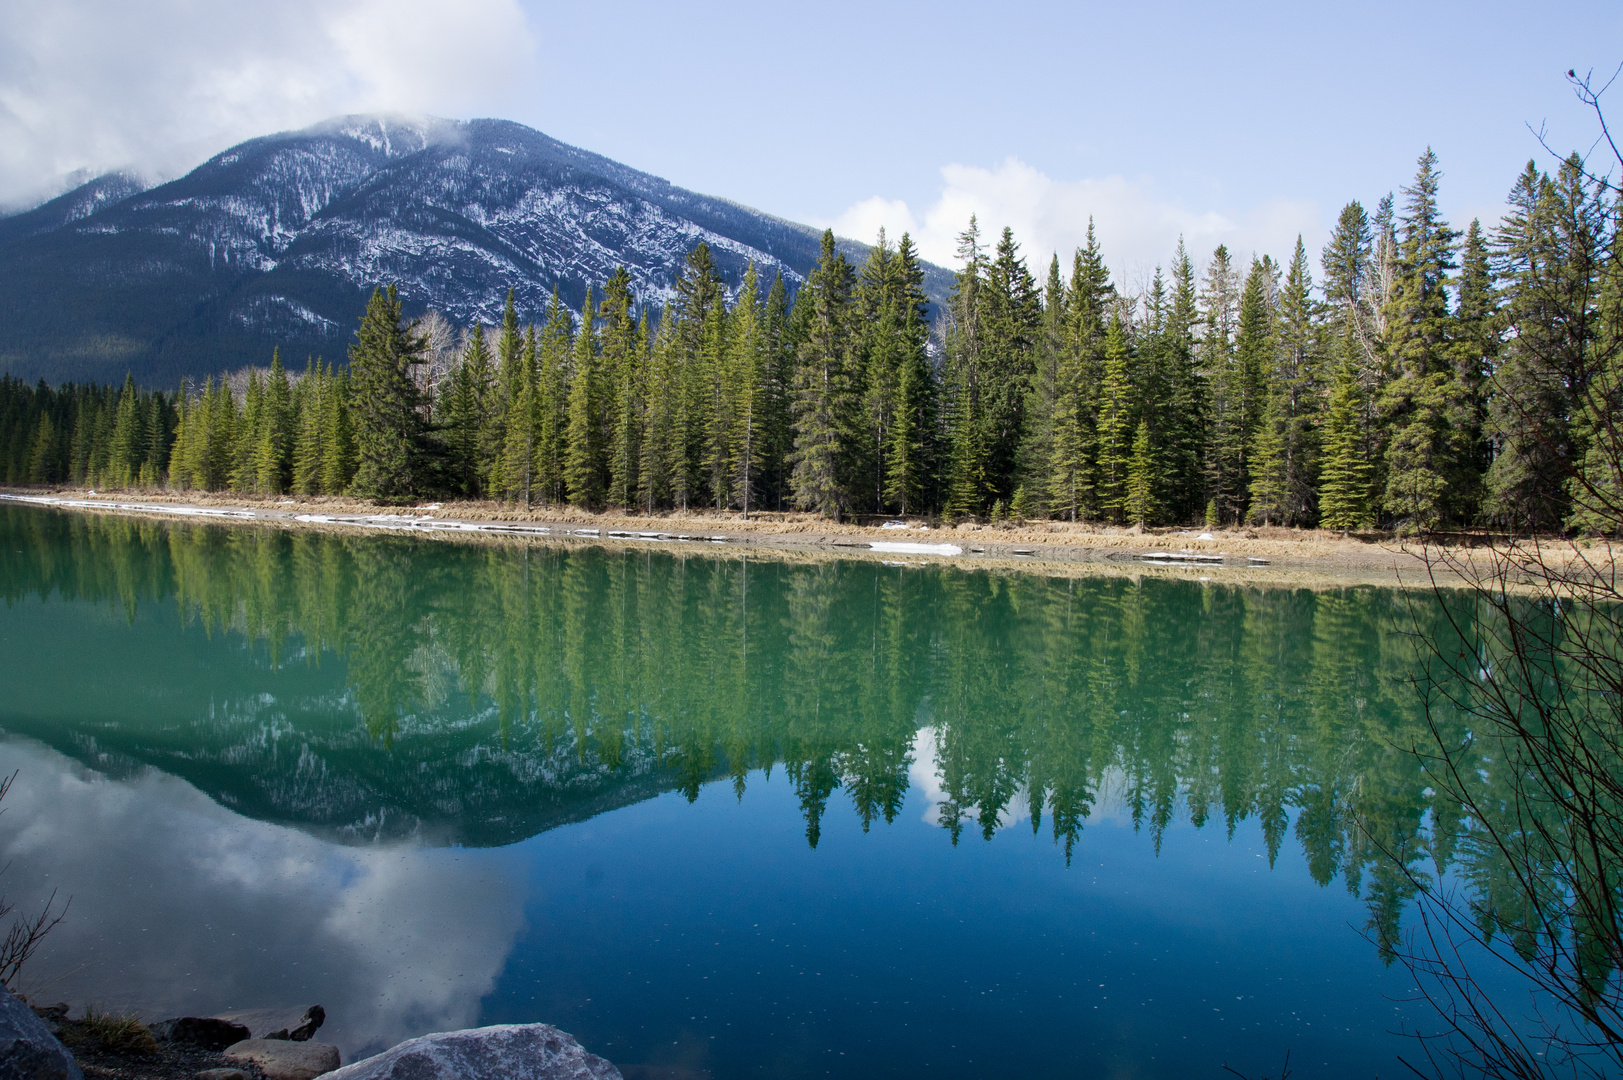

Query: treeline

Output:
[3, 147, 1618, 532]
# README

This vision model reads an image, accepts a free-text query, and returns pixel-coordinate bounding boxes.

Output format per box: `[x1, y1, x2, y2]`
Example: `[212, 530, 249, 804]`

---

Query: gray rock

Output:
[0, 986, 82, 1080]
[196, 1071, 250, 1080]
[223, 1038, 341, 1080]
[323, 1024, 621, 1080]
[150, 1016, 252, 1050]
[214, 1005, 325, 1041]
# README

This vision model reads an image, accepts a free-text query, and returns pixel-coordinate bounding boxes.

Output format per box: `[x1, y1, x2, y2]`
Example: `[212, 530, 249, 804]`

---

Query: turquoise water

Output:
[0, 506, 1471, 1077]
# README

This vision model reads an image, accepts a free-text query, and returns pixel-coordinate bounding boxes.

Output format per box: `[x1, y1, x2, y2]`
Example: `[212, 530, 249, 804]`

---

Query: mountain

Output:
[0, 115, 951, 387]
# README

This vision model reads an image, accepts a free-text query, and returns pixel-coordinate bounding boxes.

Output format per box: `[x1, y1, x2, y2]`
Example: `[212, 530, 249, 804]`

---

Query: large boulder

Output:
[0, 986, 82, 1080]
[323, 1024, 622, 1080]
[149, 1015, 252, 1049]
[214, 1005, 325, 1041]
[223, 1037, 341, 1080]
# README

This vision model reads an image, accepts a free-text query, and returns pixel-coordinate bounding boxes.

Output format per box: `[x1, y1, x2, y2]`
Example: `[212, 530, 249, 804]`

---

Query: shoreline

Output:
[0, 486, 1542, 589]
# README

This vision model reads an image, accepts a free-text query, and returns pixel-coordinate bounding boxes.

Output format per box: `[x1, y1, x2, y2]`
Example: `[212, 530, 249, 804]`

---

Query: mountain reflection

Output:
[0, 506, 1474, 952]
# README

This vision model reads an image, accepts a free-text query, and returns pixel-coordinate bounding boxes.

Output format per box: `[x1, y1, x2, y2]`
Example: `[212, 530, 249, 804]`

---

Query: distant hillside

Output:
[0, 115, 952, 387]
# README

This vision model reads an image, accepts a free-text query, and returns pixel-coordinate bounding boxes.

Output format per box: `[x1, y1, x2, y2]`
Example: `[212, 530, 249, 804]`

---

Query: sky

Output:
[1, 0, 1619, 278]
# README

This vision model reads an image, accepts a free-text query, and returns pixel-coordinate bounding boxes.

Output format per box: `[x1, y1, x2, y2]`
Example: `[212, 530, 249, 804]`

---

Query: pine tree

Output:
[980, 226, 1041, 503]
[253, 349, 292, 495]
[232, 370, 263, 493]
[565, 288, 603, 508]
[349, 285, 428, 502]
[600, 267, 642, 508]
[485, 289, 522, 495]
[534, 288, 571, 505]
[500, 326, 539, 505]
[444, 324, 494, 497]
[943, 217, 989, 517]
[884, 234, 936, 516]
[1248, 237, 1320, 525]
[27, 412, 56, 484]
[320, 367, 354, 495]
[1096, 314, 1133, 521]
[1379, 148, 1464, 532]
[730, 263, 767, 516]
[107, 374, 146, 489]
[1199, 244, 1242, 521]
[1123, 419, 1158, 527]
[790, 230, 857, 517]
[292, 361, 326, 495]
[1162, 241, 1208, 522]
[1318, 351, 1372, 532]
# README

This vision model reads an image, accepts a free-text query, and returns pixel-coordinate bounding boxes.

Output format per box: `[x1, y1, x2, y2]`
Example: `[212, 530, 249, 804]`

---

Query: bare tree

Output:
[1369, 66, 1623, 1080]
[0, 772, 68, 990]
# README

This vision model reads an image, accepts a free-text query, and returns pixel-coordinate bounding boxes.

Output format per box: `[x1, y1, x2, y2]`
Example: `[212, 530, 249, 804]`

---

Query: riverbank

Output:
[0, 485, 1575, 589]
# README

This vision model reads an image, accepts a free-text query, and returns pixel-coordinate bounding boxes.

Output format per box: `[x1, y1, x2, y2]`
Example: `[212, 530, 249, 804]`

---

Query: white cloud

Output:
[0, 737, 528, 1060]
[829, 158, 1325, 284]
[0, 0, 539, 207]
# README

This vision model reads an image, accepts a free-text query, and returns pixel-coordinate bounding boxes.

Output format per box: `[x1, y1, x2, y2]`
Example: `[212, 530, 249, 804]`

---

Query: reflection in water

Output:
[0, 739, 526, 1060]
[0, 505, 1521, 1074]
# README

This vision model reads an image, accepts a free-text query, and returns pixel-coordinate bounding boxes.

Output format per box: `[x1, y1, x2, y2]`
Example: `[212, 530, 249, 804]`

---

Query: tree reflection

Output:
[0, 505, 1481, 954]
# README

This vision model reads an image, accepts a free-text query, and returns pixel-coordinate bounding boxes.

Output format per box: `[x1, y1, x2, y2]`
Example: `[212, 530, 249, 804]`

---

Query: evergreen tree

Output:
[534, 288, 571, 506]
[1379, 148, 1465, 531]
[1199, 244, 1242, 521]
[1123, 419, 1158, 527]
[565, 288, 603, 507]
[884, 234, 937, 516]
[1096, 314, 1133, 521]
[1318, 351, 1373, 532]
[444, 324, 494, 497]
[601, 266, 642, 508]
[320, 367, 355, 495]
[1162, 241, 1208, 522]
[349, 285, 429, 502]
[500, 326, 539, 505]
[790, 230, 857, 517]
[730, 263, 767, 516]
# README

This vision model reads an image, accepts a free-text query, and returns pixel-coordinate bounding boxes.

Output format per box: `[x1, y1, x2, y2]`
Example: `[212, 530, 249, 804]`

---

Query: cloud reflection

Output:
[0, 737, 528, 1060]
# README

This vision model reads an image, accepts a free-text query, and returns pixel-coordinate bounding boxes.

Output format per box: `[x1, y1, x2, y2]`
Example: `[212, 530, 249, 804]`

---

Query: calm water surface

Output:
[0, 506, 1478, 1078]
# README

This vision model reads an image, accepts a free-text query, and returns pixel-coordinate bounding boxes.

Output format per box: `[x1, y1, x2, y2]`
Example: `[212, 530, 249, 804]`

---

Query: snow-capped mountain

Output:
[0, 115, 949, 386]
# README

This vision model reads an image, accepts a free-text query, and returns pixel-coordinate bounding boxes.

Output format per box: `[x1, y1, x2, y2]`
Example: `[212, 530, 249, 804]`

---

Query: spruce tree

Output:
[1198, 245, 1242, 521]
[1096, 314, 1133, 522]
[500, 327, 539, 505]
[884, 234, 936, 516]
[730, 264, 767, 516]
[1379, 148, 1465, 532]
[319, 366, 355, 495]
[1123, 419, 1158, 527]
[564, 288, 603, 508]
[1318, 351, 1372, 532]
[348, 285, 428, 502]
[292, 361, 326, 495]
[534, 288, 571, 505]
[943, 217, 989, 516]
[445, 324, 494, 496]
[790, 230, 856, 517]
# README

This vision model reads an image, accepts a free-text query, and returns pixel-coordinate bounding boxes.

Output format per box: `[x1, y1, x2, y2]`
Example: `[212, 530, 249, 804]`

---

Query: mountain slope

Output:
[0, 115, 951, 386]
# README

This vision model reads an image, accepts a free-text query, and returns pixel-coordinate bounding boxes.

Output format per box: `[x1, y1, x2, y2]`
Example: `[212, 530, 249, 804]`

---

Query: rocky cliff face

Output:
[0, 115, 947, 386]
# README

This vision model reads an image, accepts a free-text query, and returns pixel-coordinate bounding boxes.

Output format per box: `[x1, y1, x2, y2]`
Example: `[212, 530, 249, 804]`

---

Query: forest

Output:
[0, 147, 1616, 534]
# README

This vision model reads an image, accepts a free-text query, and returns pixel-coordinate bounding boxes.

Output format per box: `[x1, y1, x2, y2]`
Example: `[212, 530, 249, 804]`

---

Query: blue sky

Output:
[2, 0, 1618, 275]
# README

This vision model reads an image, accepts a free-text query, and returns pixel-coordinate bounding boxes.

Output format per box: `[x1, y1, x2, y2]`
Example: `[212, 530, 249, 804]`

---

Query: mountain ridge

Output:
[0, 114, 951, 387]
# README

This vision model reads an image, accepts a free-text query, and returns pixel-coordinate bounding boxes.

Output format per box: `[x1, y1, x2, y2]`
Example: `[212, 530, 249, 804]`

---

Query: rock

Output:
[323, 1024, 621, 1080]
[150, 1016, 252, 1050]
[223, 1038, 341, 1080]
[213, 1005, 325, 1041]
[196, 1071, 250, 1080]
[0, 985, 83, 1080]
